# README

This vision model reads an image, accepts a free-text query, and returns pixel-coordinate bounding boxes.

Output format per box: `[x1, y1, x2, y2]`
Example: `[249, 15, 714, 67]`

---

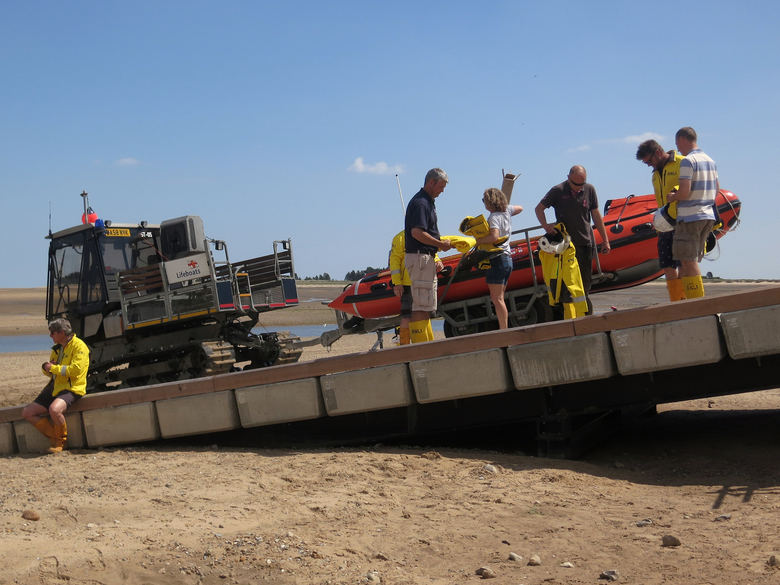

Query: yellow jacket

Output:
[652, 151, 685, 218]
[390, 232, 475, 286]
[389, 231, 412, 286]
[42, 334, 90, 397]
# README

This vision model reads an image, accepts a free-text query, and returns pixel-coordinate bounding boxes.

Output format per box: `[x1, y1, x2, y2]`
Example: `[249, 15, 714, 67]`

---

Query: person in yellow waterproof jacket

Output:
[636, 139, 686, 302]
[22, 318, 89, 453]
[390, 230, 437, 344]
[390, 231, 474, 343]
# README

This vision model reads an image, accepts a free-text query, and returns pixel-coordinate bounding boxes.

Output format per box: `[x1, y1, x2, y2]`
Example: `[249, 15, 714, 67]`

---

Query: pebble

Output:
[636, 518, 653, 527]
[366, 571, 381, 583]
[715, 514, 732, 521]
[21, 510, 40, 521]
[483, 464, 498, 474]
[662, 535, 681, 547]
[508, 552, 522, 561]
[374, 552, 389, 561]
[561, 561, 574, 568]
[599, 569, 619, 581]
[527, 555, 541, 566]
[769, 555, 780, 567]
[475, 567, 496, 579]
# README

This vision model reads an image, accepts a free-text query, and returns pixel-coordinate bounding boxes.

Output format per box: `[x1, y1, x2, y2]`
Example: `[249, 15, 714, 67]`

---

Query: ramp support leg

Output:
[536, 403, 655, 459]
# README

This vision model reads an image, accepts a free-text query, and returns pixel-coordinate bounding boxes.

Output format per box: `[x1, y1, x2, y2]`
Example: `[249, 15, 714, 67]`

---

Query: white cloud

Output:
[621, 132, 664, 144]
[115, 158, 141, 167]
[568, 132, 665, 153]
[348, 157, 403, 175]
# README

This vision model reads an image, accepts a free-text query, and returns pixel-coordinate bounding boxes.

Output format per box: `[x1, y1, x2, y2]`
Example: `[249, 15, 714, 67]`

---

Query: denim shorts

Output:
[486, 254, 513, 285]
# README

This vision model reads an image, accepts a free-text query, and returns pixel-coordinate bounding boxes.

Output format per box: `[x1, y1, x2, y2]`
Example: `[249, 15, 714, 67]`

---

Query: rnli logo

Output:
[176, 260, 202, 279]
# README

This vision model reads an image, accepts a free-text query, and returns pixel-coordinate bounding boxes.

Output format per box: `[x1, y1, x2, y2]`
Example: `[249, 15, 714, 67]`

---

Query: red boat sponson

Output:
[329, 191, 742, 320]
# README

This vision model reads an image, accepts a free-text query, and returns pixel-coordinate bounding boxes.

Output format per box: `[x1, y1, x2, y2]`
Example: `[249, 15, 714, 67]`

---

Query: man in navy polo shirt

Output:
[404, 168, 453, 343]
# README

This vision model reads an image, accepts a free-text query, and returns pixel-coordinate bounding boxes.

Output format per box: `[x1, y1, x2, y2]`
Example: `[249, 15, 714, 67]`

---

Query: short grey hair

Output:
[48, 318, 73, 335]
[425, 168, 448, 185]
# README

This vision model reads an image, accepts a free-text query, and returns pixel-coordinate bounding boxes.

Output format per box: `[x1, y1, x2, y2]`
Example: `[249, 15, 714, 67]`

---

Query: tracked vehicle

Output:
[46, 193, 301, 392]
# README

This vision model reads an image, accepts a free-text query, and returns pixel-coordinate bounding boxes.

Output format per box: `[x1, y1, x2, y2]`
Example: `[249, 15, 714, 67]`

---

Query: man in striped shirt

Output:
[667, 127, 719, 299]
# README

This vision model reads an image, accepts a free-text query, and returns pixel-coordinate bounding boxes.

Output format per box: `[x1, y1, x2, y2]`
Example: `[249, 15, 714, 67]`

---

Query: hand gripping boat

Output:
[328, 190, 741, 338]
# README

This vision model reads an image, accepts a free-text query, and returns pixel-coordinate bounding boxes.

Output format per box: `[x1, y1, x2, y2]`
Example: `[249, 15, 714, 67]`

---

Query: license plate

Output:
[105, 228, 131, 237]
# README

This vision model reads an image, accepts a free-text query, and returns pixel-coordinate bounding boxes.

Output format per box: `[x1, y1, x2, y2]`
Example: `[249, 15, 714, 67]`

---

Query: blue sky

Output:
[2, 1, 778, 287]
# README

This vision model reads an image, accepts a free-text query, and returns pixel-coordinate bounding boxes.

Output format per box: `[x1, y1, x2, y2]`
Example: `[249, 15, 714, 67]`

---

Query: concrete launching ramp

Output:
[2, 286, 780, 458]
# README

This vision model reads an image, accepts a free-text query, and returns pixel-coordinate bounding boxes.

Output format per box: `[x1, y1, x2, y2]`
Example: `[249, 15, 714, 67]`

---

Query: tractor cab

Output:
[46, 221, 162, 337]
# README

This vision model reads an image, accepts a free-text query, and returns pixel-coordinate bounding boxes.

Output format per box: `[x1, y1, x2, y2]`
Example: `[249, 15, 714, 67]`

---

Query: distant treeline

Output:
[343, 267, 383, 282]
[296, 267, 384, 282]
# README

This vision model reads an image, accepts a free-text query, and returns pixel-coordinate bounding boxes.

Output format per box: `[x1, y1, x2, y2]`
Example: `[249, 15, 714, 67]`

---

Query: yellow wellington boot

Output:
[398, 327, 410, 345]
[682, 275, 705, 299]
[34, 418, 57, 448]
[666, 278, 686, 302]
[563, 303, 577, 320]
[425, 320, 434, 341]
[49, 420, 67, 454]
[409, 320, 430, 344]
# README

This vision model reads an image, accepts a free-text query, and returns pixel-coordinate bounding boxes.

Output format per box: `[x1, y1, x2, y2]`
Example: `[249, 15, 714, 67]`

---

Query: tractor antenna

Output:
[396, 174, 405, 216]
[80, 191, 89, 223]
[48, 201, 52, 236]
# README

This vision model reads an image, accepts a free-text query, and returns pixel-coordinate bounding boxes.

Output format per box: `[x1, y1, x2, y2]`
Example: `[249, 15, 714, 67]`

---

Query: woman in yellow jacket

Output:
[22, 318, 90, 453]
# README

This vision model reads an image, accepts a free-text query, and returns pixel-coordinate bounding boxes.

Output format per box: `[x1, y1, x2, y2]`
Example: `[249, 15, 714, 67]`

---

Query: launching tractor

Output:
[46, 192, 302, 393]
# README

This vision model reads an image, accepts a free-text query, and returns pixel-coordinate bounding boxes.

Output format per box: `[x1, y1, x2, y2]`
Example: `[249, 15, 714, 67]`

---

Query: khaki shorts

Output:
[404, 252, 437, 313]
[673, 220, 715, 262]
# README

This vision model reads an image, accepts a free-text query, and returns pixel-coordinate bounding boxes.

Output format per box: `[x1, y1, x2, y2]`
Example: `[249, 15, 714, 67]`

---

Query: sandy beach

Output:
[1, 282, 780, 584]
